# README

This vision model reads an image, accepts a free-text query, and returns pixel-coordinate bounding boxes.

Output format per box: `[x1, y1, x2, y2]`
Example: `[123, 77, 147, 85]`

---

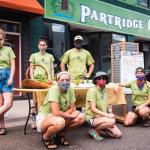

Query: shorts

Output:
[36, 112, 46, 132]
[130, 105, 150, 113]
[0, 68, 14, 93]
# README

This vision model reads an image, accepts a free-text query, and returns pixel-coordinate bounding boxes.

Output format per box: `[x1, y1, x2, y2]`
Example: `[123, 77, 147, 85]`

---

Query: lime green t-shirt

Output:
[125, 80, 150, 106]
[29, 52, 54, 80]
[60, 48, 94, 80]
[86, 86, 108, 121]
[0, 46, 16, 69]
[41, 85, 76, 115]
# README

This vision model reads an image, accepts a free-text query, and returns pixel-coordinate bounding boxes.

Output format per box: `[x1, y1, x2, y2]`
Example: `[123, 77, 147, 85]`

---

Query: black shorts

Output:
[130, 105, 150, 113]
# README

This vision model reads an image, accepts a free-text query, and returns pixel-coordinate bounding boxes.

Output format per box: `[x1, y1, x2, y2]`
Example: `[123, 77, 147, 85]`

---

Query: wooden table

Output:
[13, 88, 49, 135]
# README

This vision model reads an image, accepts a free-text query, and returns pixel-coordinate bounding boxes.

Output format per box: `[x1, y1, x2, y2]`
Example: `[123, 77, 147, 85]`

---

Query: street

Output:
[1, 123, 150, 150]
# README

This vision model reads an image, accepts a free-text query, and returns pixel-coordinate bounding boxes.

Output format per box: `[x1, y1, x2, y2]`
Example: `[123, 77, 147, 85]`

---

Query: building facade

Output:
[0, 0, 44, 94]
[1, 0, 150, 93]
[35, 0, 150, 74]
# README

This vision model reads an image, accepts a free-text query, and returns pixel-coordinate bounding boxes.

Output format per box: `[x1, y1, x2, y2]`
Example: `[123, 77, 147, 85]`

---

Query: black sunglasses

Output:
[96, 76, 107, 80]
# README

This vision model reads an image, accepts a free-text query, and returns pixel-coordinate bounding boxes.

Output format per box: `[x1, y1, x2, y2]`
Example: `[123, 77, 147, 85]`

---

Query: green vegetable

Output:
[34, 74, 47, 82]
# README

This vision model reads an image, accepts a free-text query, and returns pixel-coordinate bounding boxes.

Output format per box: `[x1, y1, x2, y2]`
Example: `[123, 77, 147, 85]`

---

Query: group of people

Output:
[0, 28, 150, 150]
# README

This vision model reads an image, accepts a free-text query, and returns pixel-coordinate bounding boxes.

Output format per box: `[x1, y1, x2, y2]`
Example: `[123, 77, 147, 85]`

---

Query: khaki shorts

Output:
[36, 112, 46, 132]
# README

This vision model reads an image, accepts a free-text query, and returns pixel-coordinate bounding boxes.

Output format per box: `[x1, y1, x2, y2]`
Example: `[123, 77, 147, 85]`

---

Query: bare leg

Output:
[104, 125, 122, 138]
[138, 107, 150, 120]
[92, 117, 115, 131]
[31, 93, 37, 129]
[124, 112, 138, 127]
[0, 94, 4, 128]
[63, 111, 85, 133]
[41, 116, 65, 140]
[0, 93, 13, 115]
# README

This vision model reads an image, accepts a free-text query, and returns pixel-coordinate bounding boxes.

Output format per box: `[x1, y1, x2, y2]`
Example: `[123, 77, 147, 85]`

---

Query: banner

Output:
[45, 0, 150, 38]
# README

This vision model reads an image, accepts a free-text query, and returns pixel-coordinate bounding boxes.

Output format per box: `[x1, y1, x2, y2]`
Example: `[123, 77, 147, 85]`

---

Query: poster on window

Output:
[120, 51, 144, 83]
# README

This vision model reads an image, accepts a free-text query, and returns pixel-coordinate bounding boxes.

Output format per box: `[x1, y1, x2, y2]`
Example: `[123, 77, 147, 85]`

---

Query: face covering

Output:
[74, 41, 83, 49]
[96, 79, 107, 88]
[58, 81, 70, 93]
[136, 75, 145, 90]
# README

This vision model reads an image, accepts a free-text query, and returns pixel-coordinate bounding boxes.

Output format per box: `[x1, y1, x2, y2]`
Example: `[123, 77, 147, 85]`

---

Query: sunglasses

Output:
[96, 76, 107, 80]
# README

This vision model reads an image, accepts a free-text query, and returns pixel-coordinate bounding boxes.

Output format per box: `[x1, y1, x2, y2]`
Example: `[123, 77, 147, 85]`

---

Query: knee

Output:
[114, 131, 122, 139]
[54, 117, 65, 130]
[107, 118, 115, 127]
[5, 101, 13, 110]
[76, 113, 85, 125]
[138, 109, 148, 118]
[110, 118, 116, 125]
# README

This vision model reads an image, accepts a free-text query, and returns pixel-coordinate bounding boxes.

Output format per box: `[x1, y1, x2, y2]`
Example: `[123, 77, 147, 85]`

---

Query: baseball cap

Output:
[94, 71, 108, 79]
[74, 35, 83, 41]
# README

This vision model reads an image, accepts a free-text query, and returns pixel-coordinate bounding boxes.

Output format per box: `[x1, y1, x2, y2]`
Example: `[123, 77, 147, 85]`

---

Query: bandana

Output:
[136, 75, 145, 90]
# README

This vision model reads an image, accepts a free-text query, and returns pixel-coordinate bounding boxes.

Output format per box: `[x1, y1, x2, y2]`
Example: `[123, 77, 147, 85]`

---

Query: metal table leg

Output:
[24, 93, 31, 135]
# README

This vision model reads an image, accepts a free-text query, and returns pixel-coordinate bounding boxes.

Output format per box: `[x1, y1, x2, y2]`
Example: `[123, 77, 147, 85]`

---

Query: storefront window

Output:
[138, 0, 149, 7]
[112, 34, 126, 43]
[0, 20, 20, 33]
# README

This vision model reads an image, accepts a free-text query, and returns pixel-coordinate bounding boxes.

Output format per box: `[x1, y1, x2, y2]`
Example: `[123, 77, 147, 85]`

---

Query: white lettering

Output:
[107, 14, 114, 24]
[133, 20, 139, 28]
[114, 16, 122, 29]
[126, 19, 132, 28]
[100, 12, 107, 25]
[90, 10, 98, 21]
[139, 20, 143, 29]
[81, 5, 91, 22]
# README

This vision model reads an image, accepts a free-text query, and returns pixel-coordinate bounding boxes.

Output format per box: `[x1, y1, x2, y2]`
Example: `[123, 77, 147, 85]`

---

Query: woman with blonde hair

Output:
[0, 28, 16, 135]
[36, 71, 85, 149]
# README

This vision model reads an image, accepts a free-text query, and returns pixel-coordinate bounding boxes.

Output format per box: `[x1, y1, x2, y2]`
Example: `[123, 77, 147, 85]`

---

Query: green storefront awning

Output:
[45, 0, 150, 38]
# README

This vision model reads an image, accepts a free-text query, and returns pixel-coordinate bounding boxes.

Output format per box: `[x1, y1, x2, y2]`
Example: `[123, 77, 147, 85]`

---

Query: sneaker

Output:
[88, 129, 104, 141]
[143, 119, 150, 127]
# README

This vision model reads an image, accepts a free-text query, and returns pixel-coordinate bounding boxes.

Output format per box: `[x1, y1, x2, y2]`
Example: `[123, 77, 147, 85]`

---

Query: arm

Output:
[8, 58, 15, 86]
[29, 63, 34, 79]
[136, 95, 150, 111]
[50, 62, 54, 80]
[86, 63, 94, 78]
[64, 103, 76, 114]
[60, 62, 66, 71]
[118, 83, 128, 87]
[51, 102, 75, 119]
[90, 101, 114, 118]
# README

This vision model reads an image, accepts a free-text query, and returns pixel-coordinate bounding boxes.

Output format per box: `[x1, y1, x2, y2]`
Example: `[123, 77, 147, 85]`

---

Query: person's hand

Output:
[118, 83, 122, 87]
[70, 111, 80, 119]
[7, 77, 13, 86]
[135, 105, 144, 112]
[85, 72, 91, 79]
[107, 113, 115, 118]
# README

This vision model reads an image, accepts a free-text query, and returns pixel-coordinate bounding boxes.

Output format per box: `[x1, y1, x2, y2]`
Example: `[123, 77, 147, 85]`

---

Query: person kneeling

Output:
[36, 71, 85, 149]
[86, 71, 122, 141]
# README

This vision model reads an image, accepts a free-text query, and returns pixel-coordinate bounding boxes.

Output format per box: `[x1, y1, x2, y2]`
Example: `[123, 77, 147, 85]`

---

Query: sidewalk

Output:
[5, 100, 31, 128]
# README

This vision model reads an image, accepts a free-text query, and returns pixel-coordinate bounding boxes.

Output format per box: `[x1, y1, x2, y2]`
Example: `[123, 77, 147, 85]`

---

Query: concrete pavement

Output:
[2, 100, 150, 150]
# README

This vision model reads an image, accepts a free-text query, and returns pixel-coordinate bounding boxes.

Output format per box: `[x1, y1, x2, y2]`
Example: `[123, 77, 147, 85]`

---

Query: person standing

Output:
[119, 67, 150, 127]
[60, 35, 95, 83]
[29, 37, 54, 129]
[0, 28, 16, 135]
